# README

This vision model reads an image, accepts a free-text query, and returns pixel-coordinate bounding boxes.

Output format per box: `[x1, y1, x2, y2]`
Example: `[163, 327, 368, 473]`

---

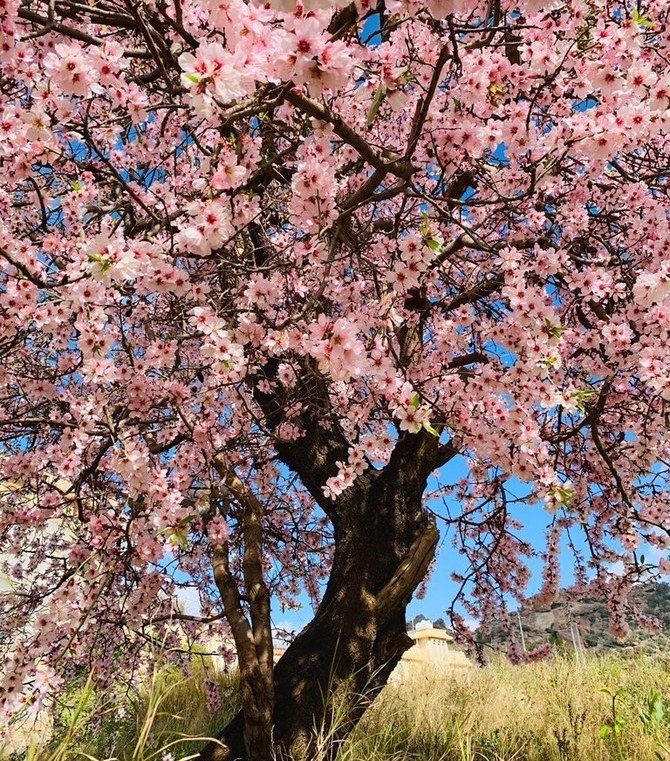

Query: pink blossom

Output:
[44, 43, 99, 97]
[179, 43, 250, 115]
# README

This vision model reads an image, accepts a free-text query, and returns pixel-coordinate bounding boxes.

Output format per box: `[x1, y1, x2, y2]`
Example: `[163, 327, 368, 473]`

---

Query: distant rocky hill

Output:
[477, 582, 670, 654]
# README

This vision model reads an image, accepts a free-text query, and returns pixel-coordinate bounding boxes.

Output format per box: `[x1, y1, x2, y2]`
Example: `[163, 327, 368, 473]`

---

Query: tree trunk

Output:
[198, 457, 439, 761]
[209, 458, 276, 761]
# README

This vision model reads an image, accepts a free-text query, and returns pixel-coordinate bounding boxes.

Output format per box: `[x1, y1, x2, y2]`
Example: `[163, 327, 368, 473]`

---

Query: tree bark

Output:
[197, 358, 456, 760]
[198, 440, 442, 761]
[209, 458, 275, 761]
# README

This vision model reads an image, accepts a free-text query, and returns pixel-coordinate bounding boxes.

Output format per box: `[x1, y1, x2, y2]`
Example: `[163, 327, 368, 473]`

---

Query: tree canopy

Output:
[1, 0, 670, 757]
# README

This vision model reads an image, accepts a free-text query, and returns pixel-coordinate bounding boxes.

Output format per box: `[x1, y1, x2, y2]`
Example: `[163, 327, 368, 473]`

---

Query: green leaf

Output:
[633, 8, 654, 28]
[650, 692, 664, 724]
[70, 181, 84, 191]
[426, 238, 442, 253]
[365, 85, 385, 129]
[599, 725, 612, 740]
[545, 318, 567, 338]
[419, 212, 432, 238]
[542, 156, 557, 175]
[183, 72, 202, 84]
[87, 252, 111, 274]
[423, 422, 440, 437]
[550, 485, 575, 508]
[171, 528, 189, 551]
[570, 388, 597, 413]
[411, 393, 421, 409]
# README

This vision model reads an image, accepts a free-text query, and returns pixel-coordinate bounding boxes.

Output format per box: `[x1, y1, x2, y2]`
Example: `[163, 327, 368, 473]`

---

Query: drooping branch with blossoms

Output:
[1, 0, 670, 758]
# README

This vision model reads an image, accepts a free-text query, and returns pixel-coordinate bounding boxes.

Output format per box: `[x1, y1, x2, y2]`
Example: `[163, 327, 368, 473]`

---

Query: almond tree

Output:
[1, 0, 670, 759]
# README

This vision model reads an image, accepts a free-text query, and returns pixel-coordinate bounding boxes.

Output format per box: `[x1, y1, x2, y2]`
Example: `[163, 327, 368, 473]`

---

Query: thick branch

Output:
[441, 275, 503, 313]
[215, 460, 274, 676]
[211, 539, 256, 669]
[285, 91, 413, 181]
[375, 519, 439, 621]
[17, 6, 151, 56]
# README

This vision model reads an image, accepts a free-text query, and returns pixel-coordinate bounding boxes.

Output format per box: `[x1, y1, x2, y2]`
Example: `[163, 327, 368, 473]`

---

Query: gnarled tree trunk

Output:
[199, 430, 450, 761]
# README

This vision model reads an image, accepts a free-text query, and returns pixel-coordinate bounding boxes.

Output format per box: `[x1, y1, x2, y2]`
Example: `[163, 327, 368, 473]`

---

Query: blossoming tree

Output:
[1, 0, 670, 757]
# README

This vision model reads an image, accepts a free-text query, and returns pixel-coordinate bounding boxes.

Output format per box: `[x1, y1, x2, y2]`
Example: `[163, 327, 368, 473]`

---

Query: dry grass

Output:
[1, 663, 239, 761]
[3, 652, 670, 760]
[340, 654, 670, 761]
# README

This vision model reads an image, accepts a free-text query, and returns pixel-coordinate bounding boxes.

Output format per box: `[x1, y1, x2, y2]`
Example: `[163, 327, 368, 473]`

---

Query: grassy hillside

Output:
[478, 582, 670, 655]
[5, 652, 670, 761]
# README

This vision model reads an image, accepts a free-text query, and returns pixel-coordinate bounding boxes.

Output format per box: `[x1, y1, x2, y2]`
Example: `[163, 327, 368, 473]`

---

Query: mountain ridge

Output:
[477, 582, 670, 654]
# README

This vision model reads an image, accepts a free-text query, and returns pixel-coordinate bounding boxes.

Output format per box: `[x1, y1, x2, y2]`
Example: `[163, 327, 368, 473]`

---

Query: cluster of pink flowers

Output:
[309, 316, 367, 383]
[290, 139, 341, 233]
[179, 43, 252, 118]
[203, 678, 222, 712]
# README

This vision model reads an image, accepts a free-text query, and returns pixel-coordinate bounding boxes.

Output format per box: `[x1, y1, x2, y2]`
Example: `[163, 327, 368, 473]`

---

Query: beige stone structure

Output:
[391, 620, 472, 681]
[0, 477, 73, 756]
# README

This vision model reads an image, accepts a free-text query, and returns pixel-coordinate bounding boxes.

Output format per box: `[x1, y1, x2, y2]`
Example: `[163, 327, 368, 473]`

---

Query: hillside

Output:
[477, 582, 670, 654]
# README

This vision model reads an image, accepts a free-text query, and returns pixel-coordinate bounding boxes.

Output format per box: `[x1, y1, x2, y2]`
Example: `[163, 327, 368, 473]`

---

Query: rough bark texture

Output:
[209, 459, 276, 761]
[198, 429, 447, 761]
[197, 358, 456, 760]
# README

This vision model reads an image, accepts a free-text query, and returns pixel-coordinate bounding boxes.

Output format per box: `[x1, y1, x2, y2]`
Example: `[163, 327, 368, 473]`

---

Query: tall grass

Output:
[98, 664, 239, 760]
[1, 662, 238, 761]
[3, 653, 669, 760]
[339, 655, 670, 761]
